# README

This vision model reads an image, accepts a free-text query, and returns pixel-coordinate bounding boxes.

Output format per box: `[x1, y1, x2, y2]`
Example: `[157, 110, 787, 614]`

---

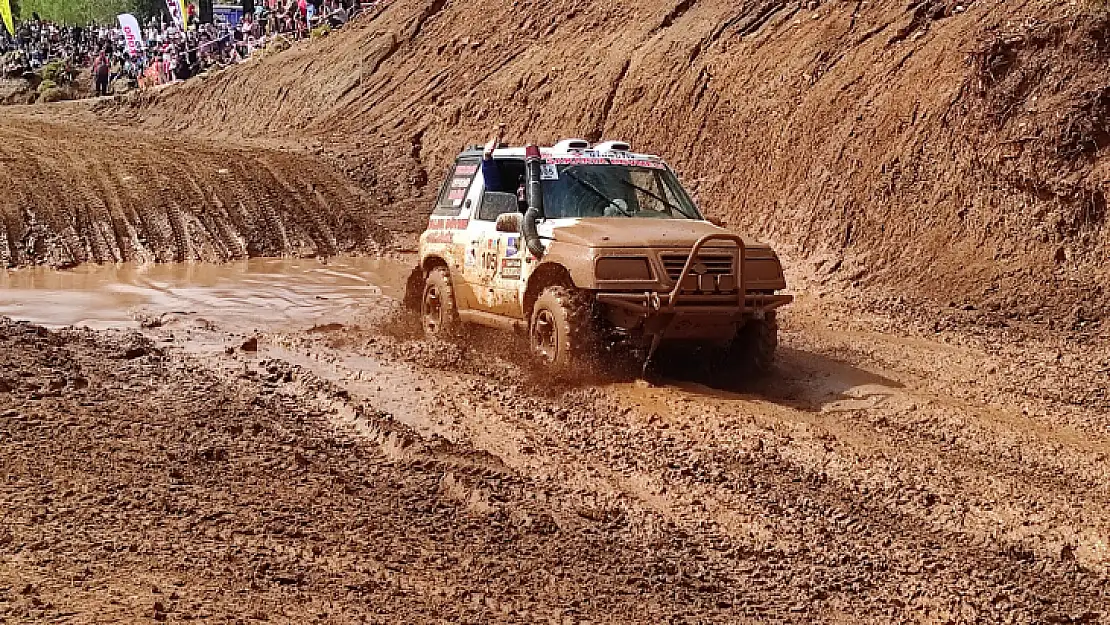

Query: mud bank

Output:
[106, 0, 1110, 326]
[0, 112, 407, 268]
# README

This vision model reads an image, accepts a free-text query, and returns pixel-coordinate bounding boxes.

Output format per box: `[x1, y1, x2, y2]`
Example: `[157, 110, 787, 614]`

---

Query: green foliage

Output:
[36, 78, 56, 93]
[263, 34, 291, 56]
[310, 24, 330, 39]
[17, 0, 165, 24]
[40, 60, 66, 84]
[38, 86, 67, 102]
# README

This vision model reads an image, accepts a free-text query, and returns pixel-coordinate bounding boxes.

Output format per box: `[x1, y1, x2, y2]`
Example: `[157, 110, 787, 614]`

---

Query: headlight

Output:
[596, 257, 653, 281]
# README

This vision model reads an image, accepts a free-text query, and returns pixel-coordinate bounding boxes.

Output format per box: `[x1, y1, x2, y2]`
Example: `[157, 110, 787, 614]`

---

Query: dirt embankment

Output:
[103, 0, 1110, 327]
[0, 79, 35, 106]
[0, 110, 410, 268]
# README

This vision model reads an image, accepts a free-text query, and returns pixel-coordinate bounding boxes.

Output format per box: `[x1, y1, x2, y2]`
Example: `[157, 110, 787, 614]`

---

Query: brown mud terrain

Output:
[0, 108, 409, 268]
[102, 0, 1110, 326]
[3, 0, 1110, 622]
[1, 261, 1109, 622]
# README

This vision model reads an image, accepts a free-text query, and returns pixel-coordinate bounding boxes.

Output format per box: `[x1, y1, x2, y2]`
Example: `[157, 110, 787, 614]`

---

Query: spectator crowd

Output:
[1, 0, 362, 95]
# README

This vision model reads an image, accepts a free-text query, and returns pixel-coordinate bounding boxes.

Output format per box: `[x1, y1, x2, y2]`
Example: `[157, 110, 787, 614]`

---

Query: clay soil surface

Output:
[3, 1, 1110, 618]
[0, 108, 417, 269]
[2, 261, 1109, 622]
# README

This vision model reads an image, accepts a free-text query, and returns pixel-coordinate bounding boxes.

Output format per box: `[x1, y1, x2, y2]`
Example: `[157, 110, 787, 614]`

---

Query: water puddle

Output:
[0, 256, 414, 330]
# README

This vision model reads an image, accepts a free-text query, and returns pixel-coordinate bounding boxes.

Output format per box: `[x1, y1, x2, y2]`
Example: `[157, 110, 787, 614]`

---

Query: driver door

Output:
[461, 190, 524, 318]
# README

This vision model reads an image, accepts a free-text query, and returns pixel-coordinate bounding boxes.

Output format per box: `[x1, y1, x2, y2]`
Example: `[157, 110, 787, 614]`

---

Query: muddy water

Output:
[0, 256, 413, 330]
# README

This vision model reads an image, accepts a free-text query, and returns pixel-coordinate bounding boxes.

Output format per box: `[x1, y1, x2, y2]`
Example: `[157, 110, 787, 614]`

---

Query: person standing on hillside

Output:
[91, 51, 110, 97]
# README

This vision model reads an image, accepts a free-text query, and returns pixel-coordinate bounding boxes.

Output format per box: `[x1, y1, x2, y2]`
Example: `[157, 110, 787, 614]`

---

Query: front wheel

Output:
[529, 286, 597, 373]
[421, 267, 461, 338]
[722, 312, 778, 376]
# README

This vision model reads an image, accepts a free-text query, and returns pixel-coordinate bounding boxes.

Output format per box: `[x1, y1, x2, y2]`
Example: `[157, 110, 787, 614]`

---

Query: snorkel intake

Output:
[522, 144, 546, 259]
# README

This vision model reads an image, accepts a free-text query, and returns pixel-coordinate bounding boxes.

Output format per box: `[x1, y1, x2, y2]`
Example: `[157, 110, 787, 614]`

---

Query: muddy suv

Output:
[405, 138, 792, 374]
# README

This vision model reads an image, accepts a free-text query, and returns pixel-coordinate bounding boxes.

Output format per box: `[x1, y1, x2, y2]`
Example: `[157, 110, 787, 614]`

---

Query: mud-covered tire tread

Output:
[403, 265, 425, 312]
[531, 286, 598, 373]
[727, 312, 778, 376]
[422, 266, 461, 338]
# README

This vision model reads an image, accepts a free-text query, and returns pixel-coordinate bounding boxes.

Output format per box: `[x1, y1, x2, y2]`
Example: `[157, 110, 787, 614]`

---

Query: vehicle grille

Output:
[660, 253, 735, 280]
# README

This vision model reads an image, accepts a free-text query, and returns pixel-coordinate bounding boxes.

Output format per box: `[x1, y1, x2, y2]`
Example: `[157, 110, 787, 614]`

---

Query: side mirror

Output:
[496, 212, 522, 233]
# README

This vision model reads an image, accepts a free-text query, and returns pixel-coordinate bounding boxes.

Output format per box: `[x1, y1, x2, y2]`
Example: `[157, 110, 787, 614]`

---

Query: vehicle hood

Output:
[544, 218, 768, 249]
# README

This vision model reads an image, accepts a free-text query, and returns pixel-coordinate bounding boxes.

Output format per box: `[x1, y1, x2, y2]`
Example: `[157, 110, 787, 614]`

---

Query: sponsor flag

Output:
[165, 0, 185, 28]
[0, 0, 14, 38]
[117, 14, 144, 57]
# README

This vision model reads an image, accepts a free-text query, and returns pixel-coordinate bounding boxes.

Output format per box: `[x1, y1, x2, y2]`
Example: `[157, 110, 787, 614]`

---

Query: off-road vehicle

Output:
[404, 138, 792, 374]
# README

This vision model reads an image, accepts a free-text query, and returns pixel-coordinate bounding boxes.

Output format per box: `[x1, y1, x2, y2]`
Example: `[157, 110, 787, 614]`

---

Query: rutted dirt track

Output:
[0, 110, 413, 268]
[2, 274, 1109, 622]
[4, 0, 1110, 619]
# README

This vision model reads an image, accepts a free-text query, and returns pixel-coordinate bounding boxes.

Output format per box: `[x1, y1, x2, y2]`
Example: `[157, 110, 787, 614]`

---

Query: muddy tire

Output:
[529, 286, 597, 373]
[724, 312, 778, 376]
[403, 265, 424, 312]
[421, 267, 461, 338]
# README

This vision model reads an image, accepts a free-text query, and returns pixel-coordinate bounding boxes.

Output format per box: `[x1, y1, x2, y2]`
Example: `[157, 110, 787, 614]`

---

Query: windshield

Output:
[540, 163, 703, 220]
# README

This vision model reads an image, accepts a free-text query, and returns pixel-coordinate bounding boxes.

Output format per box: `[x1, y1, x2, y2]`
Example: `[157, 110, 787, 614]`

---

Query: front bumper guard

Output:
[594, 233, 793, 315]
[595, 292, 794, 315]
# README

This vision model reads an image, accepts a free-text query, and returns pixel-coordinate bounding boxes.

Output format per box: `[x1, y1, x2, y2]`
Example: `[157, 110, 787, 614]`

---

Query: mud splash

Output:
[0, 256, 412, 330]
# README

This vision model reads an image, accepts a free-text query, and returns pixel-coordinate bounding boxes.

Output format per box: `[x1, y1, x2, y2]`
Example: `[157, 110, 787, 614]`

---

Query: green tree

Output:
[18, 0, 164, 24]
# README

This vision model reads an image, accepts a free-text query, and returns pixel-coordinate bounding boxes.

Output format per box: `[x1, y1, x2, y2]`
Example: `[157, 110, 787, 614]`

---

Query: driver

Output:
[480, 125, 527, 209]
[480, 124, 505, 192]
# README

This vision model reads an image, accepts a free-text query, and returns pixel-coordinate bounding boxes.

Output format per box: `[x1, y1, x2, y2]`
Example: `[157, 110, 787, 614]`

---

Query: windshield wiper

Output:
[562, 167, 634, 217]
[616, 179, 697, 220]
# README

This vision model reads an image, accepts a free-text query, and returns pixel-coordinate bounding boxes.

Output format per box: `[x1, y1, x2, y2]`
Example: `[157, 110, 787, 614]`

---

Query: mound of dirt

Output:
[0, 78, 35, 105]
[106, 0, 1110, 327]
[0, 111, 405, 267]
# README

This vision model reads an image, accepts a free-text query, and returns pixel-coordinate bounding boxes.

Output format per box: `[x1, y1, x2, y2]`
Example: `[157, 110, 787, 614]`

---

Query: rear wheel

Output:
[421, 266, 461, 338]
[723, 312, 778, 376]
[529, 286, 597, 373]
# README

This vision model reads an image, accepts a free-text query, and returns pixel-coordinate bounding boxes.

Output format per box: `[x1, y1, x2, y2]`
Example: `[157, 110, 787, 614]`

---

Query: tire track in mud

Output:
[0, 113, 394, 267]
[172, 317, 1109, 623]
[0, 321, 771, 623]
[85, 161, 132, 263]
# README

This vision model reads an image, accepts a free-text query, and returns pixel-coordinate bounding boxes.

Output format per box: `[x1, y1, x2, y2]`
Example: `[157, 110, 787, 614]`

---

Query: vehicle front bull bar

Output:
[593, 232, 793, 315]
[668, 233, 747, 310]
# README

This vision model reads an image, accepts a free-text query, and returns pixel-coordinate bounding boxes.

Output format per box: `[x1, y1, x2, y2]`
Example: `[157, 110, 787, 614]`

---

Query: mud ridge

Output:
[0, 113, 401, 267]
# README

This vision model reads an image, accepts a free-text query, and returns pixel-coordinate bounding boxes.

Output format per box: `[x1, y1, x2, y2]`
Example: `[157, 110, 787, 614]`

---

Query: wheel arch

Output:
[422, 255, 450, 273]
[524, 262, 576, 320]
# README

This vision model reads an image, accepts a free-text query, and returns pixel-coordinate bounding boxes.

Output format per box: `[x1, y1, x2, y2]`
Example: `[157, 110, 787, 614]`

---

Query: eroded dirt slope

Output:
[0, 110, 409, 267]
[110, 0, 1110, 325]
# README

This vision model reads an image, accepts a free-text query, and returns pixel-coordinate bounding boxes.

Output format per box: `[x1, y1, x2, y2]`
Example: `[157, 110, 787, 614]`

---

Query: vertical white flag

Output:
[164, 0, 185, 29]
[118, 14, 144, 57]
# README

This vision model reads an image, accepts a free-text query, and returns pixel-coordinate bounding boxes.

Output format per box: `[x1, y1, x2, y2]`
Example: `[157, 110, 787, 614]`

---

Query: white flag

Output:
[164, 0, 184, 29]
[118, 14, 144, 57]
